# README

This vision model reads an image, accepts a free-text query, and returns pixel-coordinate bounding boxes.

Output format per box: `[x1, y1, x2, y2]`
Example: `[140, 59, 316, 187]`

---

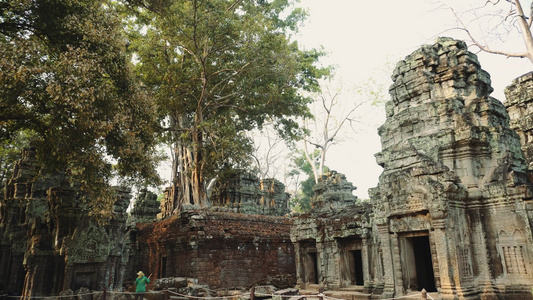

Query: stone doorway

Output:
[298, 240, 319, 285]
[160, 256, 167, 278]
[338, 237, 364, 287]
[399, 233, 436, 292]
[345, 250, 364, 286]
[305, 251, 318, 284]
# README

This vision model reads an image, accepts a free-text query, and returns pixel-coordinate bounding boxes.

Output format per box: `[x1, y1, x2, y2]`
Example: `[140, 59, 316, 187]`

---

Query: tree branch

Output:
[450, 6, 530, 58]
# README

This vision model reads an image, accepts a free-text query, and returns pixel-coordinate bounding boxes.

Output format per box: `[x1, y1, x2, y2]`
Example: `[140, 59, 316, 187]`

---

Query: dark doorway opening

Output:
[351, 250, 364, 286]
[337, 237, 365, 287]
[306, 252, 318, 284]
[160, 256, 167, 278]
[411, 236, 436, 292]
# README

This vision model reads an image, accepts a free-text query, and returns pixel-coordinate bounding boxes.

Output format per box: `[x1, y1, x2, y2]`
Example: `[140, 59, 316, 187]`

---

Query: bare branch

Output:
[450, 6, 529, 59]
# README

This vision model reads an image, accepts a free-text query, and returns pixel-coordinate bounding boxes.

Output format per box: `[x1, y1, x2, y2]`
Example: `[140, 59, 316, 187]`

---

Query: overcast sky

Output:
[293, 0, 531, 199]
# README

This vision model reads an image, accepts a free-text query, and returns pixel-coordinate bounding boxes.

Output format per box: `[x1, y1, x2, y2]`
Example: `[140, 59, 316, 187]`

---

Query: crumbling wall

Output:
[129, 189, 160, 225]
[209, 172, 290, 216]
[131, 210, 295, 289]
[505, 71, 533, 168]
[0, 149, 131, 297]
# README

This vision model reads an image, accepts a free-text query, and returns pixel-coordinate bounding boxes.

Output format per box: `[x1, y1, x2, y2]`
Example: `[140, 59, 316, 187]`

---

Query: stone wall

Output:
[0, 149, 131, 297]
[131, 210, 295, 289]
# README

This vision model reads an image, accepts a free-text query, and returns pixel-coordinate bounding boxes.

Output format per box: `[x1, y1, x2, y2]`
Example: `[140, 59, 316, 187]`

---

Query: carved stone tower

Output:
[370, 37, 533, 299]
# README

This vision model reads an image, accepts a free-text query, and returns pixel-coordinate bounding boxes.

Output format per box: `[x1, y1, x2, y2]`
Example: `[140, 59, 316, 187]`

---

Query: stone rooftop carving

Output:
[129, 188, 160, 224]
[312, 170, 358, 212]
[209, 172, 290, 216]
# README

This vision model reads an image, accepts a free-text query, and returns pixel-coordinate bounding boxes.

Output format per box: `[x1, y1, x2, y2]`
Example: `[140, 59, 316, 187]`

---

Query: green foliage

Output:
[123, 0, 330, 206]
[0, 0, 162, 215]
[0, 131, 38, 195]
[288, 149, 328, 213]
[156, 192, 165, 203]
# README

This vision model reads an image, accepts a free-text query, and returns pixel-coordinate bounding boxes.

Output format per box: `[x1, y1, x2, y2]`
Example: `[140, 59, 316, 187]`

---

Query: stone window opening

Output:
[502, 245, 527, 275]
[498, 229, 530, 278]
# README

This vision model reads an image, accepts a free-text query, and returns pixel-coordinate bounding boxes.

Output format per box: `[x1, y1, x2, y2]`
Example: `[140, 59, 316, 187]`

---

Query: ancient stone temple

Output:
[0, 149, 131, 297]
[5, 38, 533, 300]
[371, 37, 533, 299]
[290, 38, 533, 300]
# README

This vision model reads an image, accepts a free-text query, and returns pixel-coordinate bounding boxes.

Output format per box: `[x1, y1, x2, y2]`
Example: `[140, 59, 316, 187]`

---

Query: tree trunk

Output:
[514, 0, 533, 63]
[191, 107, 206, 207]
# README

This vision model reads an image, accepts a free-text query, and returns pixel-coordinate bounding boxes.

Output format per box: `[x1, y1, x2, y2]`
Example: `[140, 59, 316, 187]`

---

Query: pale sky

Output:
[294, 0, 531, 199]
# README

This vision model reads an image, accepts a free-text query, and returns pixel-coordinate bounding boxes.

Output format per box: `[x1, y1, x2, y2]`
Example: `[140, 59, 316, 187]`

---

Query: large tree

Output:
[0, 0, 161, 213]
[127, 0, 329, 211]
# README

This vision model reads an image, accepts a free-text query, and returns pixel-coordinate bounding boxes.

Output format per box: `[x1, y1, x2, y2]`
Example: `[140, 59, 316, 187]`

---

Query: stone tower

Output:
[370, 37, 533, 299]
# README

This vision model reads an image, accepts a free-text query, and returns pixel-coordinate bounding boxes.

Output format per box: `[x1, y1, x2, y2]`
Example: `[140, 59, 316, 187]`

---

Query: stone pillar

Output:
[361, 237, 372, 292]
[293, 243, 305, 288]
[0, 246, 11, 289]
[430, 218, 456, 299]
[377, 224, 395, 298]
[7, 254, 25, 293]
[63, 264, 75, 291]
[390, 232, 404, 296]
[316, 240, 325, 286]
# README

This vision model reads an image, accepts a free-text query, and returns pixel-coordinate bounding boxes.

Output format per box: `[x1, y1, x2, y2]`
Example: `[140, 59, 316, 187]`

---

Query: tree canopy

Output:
[0, 0, 162, 213]
[125, 0, 330, 210]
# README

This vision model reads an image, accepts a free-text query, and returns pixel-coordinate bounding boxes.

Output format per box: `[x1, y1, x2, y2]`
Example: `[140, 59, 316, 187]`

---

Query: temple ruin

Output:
[0, 149, 131, 297]
[290, 37, 533, 299]
[2, 37, 533, 300]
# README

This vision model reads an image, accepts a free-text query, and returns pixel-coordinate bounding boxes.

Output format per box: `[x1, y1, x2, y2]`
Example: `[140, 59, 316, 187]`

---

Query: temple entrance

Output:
[337, 237, 364, 287]
[400, 233, 436, 292]
[299, 240, 319, 285]
[345, 250, 364, 285]
[306, 252, 318, 284]
[160, 256, 167, 278]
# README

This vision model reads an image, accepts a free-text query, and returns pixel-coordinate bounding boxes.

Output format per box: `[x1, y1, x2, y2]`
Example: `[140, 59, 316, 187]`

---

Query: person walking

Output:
[134, 271, 151, 300]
